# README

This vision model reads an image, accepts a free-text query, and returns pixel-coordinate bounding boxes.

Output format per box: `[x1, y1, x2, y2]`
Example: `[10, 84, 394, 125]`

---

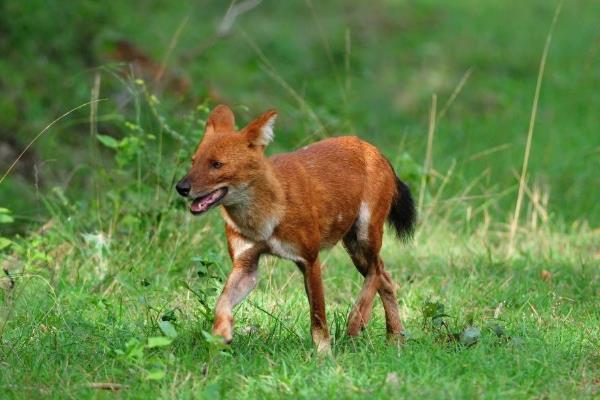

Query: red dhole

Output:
[176, 105, 415, 352]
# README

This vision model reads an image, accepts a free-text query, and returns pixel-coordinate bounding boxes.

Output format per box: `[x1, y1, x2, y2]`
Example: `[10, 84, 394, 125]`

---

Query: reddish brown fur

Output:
[177, 105, 410, 351]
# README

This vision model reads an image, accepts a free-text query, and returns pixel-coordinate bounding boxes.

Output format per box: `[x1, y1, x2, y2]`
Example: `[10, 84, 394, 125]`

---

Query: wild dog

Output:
[176, 105, 415, 352]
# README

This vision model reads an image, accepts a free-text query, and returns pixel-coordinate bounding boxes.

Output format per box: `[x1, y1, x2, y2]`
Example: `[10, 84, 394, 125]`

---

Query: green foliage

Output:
[97, 129, 156, 168]
[0, 208, 14, 224]
[158, 320, 178, 339]
[114, 336, 173, 381]
[0, 237, 11, 251]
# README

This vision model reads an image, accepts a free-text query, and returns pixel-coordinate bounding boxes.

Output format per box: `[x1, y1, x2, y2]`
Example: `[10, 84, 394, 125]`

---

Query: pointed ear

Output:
[244, 109, 277, 147]
[206, 104, 235, 133]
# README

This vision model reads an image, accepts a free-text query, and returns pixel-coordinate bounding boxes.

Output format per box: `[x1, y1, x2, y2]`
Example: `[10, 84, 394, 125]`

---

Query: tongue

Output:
[190, 188, 225, 213]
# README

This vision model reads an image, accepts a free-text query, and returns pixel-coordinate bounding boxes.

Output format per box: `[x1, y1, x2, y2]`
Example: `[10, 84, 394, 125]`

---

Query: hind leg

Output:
[343, 226, 404, 337]
[345, 244, 380, 336]
[378, 268, 404, 337]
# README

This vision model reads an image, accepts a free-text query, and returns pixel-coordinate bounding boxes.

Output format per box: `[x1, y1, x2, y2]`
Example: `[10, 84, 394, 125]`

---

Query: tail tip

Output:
[388, 177, 416, 241]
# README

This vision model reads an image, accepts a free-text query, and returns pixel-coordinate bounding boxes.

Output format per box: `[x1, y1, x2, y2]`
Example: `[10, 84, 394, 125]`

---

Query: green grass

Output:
[1, 210, 598, 398]
[1, 0, 600, 398]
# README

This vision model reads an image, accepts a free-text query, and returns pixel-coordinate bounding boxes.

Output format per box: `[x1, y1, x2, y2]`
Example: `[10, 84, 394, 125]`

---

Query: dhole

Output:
[176, 105, 415, 352]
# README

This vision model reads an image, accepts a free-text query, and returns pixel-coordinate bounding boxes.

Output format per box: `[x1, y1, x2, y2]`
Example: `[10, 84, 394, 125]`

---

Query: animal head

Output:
[175, 104, 278, 215]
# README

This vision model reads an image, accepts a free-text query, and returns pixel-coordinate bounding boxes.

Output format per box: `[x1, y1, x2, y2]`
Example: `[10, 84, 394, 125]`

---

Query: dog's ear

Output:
[206, 105, 235, 134]
[243, 109, 277, 147]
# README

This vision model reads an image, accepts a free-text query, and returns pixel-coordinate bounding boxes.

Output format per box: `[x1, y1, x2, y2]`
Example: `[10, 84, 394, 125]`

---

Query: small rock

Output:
[459, 326, 481, 346]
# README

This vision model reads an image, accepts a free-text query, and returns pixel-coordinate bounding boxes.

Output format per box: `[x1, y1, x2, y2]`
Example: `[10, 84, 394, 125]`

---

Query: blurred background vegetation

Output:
[1, 2, 599, 397]
[1, 0, 599, 234]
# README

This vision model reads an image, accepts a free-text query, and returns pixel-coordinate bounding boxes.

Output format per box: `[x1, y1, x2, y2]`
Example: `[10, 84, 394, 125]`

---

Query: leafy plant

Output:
[96, 128, 155, 168]
[114, 335, 175, 381]
[0, 207, 15, 224]
[202, 330, 233, 363]
[0, 208, 14, 250]
[421, 299, 484, 347]
[421, 300, 450, 330]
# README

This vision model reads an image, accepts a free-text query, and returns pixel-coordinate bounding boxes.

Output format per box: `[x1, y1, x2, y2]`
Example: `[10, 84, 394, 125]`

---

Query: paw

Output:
[315, 339, 332, 356]
[212, 315, 233, 344]
[347, 310, 367, 337]
[312, 329, 332, 355]
[386, 332, 406, 346]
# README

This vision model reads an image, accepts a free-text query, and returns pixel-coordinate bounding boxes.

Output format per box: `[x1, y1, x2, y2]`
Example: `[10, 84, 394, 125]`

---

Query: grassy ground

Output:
[1, 0, 600, 399]
[1, 206, 599, 398]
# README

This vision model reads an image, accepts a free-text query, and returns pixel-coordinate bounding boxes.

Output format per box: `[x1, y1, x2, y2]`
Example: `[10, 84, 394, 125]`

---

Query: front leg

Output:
[212, 233, 262, 343]
[299, 258, 331, 353]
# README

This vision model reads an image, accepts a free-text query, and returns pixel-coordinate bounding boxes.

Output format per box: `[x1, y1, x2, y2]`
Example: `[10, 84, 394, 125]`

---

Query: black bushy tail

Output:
[387, 174, 416, 241]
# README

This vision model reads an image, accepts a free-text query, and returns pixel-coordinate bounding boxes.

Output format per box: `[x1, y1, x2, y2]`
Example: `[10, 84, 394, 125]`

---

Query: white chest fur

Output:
[222, 208, 305, 264]
[221, 207, 279, 241]
[267, 237, 305, 264]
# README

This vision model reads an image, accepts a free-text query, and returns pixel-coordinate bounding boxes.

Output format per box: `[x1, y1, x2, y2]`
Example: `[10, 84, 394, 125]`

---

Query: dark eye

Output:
[210, 160, 224, 169]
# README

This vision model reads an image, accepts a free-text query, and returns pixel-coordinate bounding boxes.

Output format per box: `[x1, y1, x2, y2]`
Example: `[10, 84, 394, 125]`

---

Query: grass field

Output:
[1, 0, 599, 399]
[1, 213, 598, 398]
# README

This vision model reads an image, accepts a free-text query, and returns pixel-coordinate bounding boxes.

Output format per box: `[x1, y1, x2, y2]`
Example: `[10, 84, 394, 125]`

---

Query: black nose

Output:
[175, 178, 191, 197]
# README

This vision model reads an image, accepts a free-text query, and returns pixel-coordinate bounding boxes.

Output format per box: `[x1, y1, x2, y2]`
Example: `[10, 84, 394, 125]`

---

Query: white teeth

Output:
[190, 188, 226, 213]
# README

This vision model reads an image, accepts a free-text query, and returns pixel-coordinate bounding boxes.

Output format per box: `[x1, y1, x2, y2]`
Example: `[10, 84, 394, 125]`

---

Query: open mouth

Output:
[190, 187, 228, 215]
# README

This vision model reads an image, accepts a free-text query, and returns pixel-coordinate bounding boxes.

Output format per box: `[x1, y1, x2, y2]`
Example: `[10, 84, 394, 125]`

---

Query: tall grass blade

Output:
[0, 99, 106, 185]
[508, 2, 563, 256]
[418, 94, 437, 215]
